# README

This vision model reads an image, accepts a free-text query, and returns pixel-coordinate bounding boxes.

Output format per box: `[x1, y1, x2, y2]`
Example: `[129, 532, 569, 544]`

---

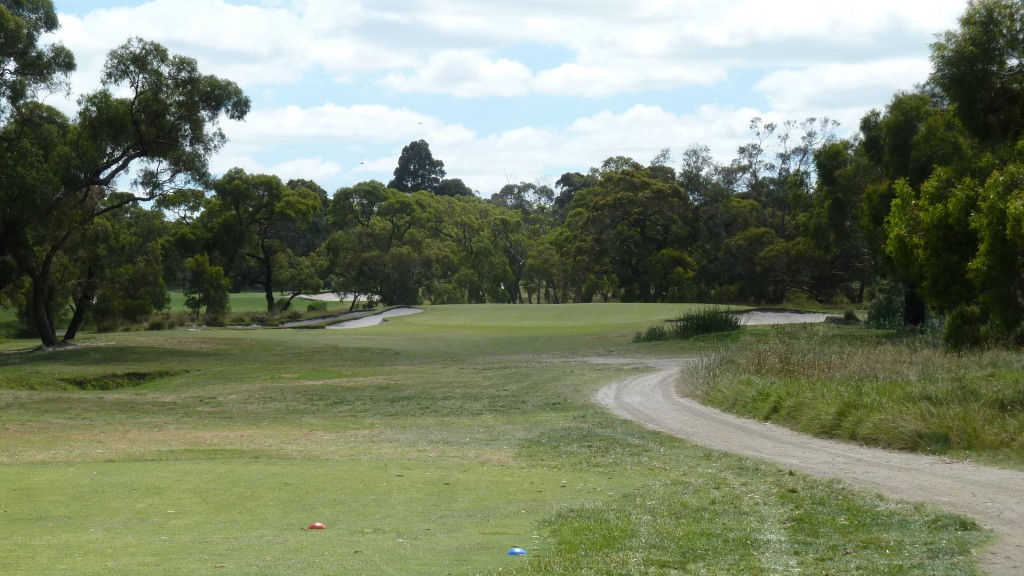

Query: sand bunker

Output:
[326, 307, 424, 329]
[737, 310, 829, 325]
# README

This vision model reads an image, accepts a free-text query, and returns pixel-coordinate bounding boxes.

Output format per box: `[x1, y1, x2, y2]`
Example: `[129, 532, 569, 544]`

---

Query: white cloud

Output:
[213, 101, 778, 194]
[533, 61, 726, 97]
[269, 157, 343, 183]
[223, 104, 458, 150]
[53, 0, 970, 101]
[755, 58, 934, 113]
[380, 51, 534, 97]
[429, 104, 776, 193]
[45, 0, 971, 196]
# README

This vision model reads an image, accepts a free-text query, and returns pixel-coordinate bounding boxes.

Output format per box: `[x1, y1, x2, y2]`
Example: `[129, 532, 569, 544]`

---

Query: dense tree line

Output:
[2, 0, 1024, 348]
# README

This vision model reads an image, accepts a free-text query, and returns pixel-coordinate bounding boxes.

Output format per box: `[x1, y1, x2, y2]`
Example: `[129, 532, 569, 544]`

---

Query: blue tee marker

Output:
[507, 547, 527, 556]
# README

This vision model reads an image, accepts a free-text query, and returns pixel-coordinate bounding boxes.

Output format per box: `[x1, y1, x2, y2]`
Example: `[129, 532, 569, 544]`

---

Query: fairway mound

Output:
[593, 357, 1024, 576]
[736, 309, 829, 325]
[326, 307, 424, 329]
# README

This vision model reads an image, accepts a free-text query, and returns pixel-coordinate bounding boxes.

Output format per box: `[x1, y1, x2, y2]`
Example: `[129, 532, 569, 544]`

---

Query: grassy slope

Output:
[0, 305, 989, 575]
[698, 323, 1024, 469]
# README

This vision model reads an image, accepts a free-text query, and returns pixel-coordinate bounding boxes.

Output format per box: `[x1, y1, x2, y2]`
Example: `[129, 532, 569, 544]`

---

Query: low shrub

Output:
[865, 286, 903, 330]
[306, 301, 328, 312]
[634, 307, 740, 343]
[943, 305, 987, 353]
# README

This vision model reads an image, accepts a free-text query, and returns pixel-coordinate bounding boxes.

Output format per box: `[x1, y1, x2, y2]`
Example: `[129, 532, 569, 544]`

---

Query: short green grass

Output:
[0, 305, 991, 575]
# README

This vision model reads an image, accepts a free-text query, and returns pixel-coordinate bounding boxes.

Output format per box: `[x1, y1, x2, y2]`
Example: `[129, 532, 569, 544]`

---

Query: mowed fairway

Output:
[0, 305, 989, 575]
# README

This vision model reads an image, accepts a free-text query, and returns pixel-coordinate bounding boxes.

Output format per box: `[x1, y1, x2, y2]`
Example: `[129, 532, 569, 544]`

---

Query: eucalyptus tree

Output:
[930, 0, 1024, 145]
[566, 160, 692, 302]
[65, 200, 170, 337]
[387, 139, 446, 193]
[0, 0, 74, 123]
[0, 34, 249, 346]
[207, 168, 321, 313]
[321, 182, 430, 306]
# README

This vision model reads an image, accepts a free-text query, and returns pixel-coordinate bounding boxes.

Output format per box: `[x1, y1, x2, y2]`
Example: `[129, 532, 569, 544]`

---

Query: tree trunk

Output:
[263, 264, 275, 313]
[29, 273, 59, 347]
[903, 282, 927, 328]
[64, 290, 93, 341]
[64, 267, 99, 341]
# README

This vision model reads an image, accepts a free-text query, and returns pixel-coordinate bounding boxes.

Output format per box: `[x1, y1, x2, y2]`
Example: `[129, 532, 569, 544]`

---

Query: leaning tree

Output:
[0, 18, 249, 346]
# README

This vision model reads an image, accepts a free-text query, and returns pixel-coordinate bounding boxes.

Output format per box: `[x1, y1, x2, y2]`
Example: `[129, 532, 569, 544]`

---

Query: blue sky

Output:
[48, 0, 968, 195]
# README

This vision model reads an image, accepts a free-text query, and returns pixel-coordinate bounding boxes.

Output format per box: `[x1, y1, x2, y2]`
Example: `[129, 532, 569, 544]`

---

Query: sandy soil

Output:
[300, 293, 360, 302]
[325, 307, 423, 329]
[737, 309, 830, 325]
[593, 357, 1024, 575]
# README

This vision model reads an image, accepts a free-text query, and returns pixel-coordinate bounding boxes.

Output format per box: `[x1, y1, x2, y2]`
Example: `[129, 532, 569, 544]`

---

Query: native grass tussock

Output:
[696, 326, 1024, 461]
[633, 307, 740, 342]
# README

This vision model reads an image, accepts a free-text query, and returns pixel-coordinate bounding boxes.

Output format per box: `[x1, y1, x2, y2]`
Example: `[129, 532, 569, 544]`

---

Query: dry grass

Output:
[697, 325, 1024, 464]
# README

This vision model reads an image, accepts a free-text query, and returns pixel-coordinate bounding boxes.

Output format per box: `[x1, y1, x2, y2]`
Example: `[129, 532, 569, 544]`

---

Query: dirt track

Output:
[593, 357, 1024, 576]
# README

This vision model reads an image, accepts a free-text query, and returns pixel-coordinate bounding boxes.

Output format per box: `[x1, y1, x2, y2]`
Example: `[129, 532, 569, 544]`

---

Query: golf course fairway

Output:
[0, 304, 991, 575]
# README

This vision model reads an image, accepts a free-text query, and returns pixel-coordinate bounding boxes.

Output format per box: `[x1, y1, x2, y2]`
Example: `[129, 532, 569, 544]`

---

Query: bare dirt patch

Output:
[593, 357, 1024, 576]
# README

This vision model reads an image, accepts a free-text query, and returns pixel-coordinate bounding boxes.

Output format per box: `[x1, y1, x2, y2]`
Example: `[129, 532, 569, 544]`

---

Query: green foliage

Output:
[634, 307, 740, 342]
[943, 304, 987, 353]
[0, 0, 75, 122]
[206, 168, 321, 313]
[306, 300, 328, 312]
[931, 0, 1024, 143]
[182, 254, 230, 323]
[969, 159, 1024, 335]
[0, 32, 248, 347]
[387, 139, 446, 193]
[566, 164, 691, 303]
[865, 284, 905, 330]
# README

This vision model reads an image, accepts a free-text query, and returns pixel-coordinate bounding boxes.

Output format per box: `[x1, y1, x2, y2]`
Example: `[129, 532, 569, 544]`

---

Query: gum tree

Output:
[0, 32, 249, 346]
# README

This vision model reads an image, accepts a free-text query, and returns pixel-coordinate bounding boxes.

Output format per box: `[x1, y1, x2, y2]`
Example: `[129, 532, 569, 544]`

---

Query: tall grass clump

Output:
[698, 325, 1024, 465]
[634, 307, 740, 342]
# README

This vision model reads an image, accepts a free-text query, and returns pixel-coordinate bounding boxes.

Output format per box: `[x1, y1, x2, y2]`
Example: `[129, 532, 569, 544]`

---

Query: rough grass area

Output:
[696, 324, 1024, 466]
[634, 307, 741, 342]
[0, 305, 992, 575]
[61, 370, 181, 391]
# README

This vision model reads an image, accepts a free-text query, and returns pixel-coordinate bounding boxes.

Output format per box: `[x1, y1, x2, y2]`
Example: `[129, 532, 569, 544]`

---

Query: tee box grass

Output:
[0, 304, 990, 575]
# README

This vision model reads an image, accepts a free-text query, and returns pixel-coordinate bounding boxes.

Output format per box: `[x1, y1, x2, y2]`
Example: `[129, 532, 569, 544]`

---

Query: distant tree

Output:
[567, 164, 691, 302]
[388, 139, 446, 193]
[435, 178, 474, 197]
[552, 172, 597, 222]
[490, 182, 553, 214]
[182, 253, 230, 324]
[66, 201, 170, 337]
[274, 250, 323, 311]
[283, 178, 331, 254]
[208, 168, 321, 313]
